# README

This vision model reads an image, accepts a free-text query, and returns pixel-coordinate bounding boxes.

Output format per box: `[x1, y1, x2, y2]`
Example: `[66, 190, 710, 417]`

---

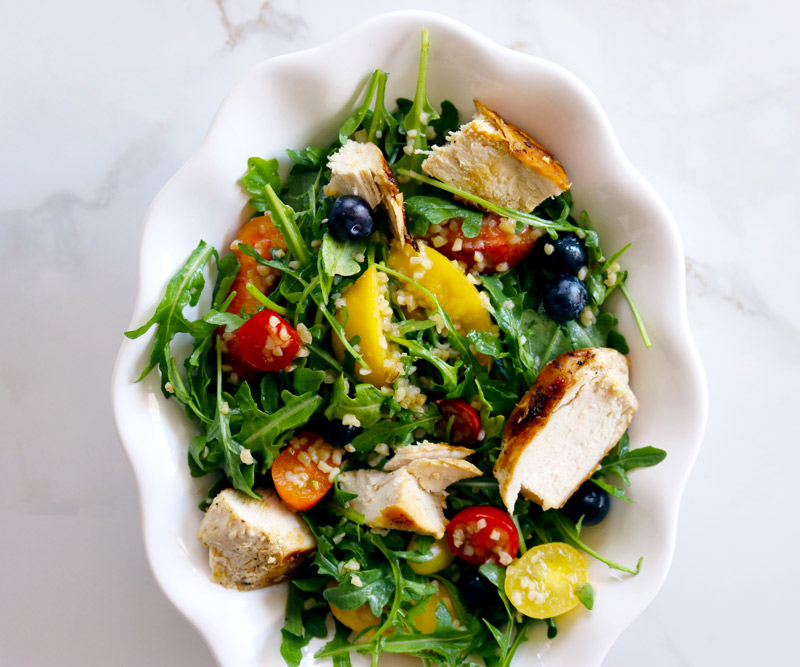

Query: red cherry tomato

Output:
[272, 433, 344, 511]
[446, 506, 520, 566]
[238, 309, 301, 371]
[436, 398, 482, 446]
[424, 213, 538, 273]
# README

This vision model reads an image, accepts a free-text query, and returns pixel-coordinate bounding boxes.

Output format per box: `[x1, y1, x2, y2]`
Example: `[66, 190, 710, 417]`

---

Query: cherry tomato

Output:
[271, 433, 344, 511]
[424, 213, 539, 273]
[221, 214, 286, 379]
[412, 581, 458, 634]
[226, 214, 285, 317]
[446, 506, 519, 566]
[435, 398, 482, 446]
[408, 536, 455, 575]
[238, 309, 301, 372]
[504, 542, 588, 619]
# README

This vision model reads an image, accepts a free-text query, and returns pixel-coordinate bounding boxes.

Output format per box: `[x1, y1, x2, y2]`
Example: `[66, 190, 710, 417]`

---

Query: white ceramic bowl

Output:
[112, 10, 707, 667]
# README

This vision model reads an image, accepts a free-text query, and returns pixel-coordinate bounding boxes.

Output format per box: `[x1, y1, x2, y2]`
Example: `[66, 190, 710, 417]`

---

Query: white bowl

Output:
[112, 10, 707, 667]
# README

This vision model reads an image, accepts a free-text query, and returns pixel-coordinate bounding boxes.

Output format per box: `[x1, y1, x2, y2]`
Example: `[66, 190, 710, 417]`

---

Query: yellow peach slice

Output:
[332, 265, 402, 387]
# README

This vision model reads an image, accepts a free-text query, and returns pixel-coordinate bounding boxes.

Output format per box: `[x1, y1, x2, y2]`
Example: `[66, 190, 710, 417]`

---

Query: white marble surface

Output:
[1, 1, 798, 666]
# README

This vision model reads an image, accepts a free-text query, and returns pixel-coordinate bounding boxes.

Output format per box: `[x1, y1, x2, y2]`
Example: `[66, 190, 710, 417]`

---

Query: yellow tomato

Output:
[504, 543, 589, 619]
[412, 581, 458, 634]
[386, 239, 495, 337]
[408, 536, 455, 575]
[331, 265, 401, 387]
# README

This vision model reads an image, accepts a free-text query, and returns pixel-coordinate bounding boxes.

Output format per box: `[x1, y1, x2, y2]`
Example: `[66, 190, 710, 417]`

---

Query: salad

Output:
[127, 30, 666, 667]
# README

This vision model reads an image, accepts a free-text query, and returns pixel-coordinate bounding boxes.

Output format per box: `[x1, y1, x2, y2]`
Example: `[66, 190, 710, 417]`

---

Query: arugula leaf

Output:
[519, 309, 572, 373]
[302, 517, 342, 580]
[466, 330, 505, 359]
[576, 583, 595, 610]
[338, 69, 383, 145]
[404, 196, 483, 238]
[392, 29, 440, 177]
[292, 366, 326, 394]
[241, 157, 282, 213]
[320, 234, 364, 278]
[236, 387, 324, 466]
[348, 414, 438, 452]
[481, 275, 569, 384]
[329, 622, 354, 667]
[387, 333, 461, 392]
[477, 563, 534, 667]
[366, 69, 399, 149]
[324, 567, 394, 617]
[318, 233, 364, 302]
[377, 626, 474, 661]
[205, 340, 257, 497]
[263, 184, 311, 266]
[561, 311, 617, 349]
[286, 146, 326, 168]
[590, 476, 634, 503]
[125, 241, 216, 384]
[549, 511, 642, 574]
[324, 376, 386, 428]
[280, 583, 308, 667]
[594, 446, 667, 484]
[606, 329, 630, 354]
[430, 99, 459, 142]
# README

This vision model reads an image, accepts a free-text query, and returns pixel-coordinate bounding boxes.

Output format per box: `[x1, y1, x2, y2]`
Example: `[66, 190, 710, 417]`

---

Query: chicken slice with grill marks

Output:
[422, 100, 570, 213]
[494, 347, 638, 512]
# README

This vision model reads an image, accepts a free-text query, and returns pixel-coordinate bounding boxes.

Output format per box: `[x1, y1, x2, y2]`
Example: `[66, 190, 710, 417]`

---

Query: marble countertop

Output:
[2, 1, 797, 665]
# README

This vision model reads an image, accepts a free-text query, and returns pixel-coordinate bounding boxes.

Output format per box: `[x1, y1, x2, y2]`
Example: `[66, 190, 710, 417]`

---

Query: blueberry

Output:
[321, 421, 362, 448]
[562, 481, 611, 526]
[542, 274, 588, 322]
[536, 232, 588, 275]
[458, 569, 498, 610]
[328, 195, 374, 242]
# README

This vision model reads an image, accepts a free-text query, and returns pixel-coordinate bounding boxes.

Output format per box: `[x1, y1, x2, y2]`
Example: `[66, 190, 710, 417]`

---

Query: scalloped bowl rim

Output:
[112, 10, 707, 667]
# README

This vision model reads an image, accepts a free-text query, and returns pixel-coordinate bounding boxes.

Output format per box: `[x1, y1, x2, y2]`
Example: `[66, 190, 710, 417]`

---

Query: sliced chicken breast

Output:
[384, 441, 474, 470]
[494, 348, 639, 512]
[338, 441, 481, 538]
[324, 139, 408, 245]
[197, 487, 316, 590]
[422, 101, 569, 213]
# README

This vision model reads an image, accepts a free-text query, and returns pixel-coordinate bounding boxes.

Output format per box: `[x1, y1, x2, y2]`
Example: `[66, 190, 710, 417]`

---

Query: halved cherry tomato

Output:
[411, 581, 458, 634]
[424, 213, 539, 273]
[446, 506, 519, 567]
[226, 214, 286, 317]
[272, 433, 345, 511]
[238, 309, 301, 372]
[408, 536, 455, 575]
[435, 398, 482, 446]
[504, 542, 588, 619]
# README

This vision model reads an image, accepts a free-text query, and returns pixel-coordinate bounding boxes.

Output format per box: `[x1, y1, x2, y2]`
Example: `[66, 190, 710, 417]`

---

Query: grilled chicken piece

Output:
[384, 441, 474, 469]
[197, 487, 316, 590]
[422, 101, 569, 213]
[494, 348, 638, 512]
[324, 139, 408, 245]
[338, 441, 481, 538]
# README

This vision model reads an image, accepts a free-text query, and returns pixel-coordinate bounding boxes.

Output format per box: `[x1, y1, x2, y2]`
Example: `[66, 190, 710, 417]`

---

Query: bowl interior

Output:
[112, 10, 707, 667]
